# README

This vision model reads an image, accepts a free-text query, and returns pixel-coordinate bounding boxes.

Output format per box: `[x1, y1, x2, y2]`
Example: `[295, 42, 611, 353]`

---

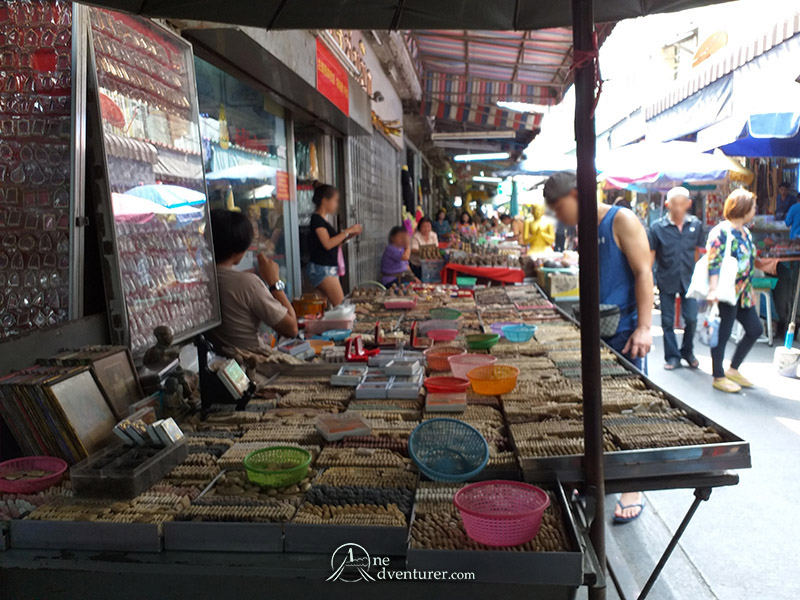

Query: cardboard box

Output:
[543, 272, 579, 299]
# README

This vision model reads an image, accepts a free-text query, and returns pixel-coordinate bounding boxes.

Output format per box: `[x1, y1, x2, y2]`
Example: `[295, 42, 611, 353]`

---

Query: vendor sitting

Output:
[381, 226, 417, 286]
[208, 209, 298, 352]
[410, 216, 439, 279]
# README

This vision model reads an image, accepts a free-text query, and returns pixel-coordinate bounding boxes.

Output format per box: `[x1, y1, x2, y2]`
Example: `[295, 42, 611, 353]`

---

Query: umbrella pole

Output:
[571, 0, 606, 597]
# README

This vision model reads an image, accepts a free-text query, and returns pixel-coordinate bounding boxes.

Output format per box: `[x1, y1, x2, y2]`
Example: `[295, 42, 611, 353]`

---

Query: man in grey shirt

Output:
[209, 209, 298, 351]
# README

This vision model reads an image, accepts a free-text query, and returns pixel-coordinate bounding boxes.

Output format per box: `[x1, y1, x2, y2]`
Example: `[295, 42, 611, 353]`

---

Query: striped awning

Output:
[422, 98, 542, 132]
[408, 28, 614, 107]
[104, 133, 158, 164]
[422, 72, 560, 107]
[645, 12, 800, 120]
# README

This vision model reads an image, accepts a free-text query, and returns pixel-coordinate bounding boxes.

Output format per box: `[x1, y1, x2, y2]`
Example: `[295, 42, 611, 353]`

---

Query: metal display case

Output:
[85, 8, 220, 356]
[0, 0, 78, 342]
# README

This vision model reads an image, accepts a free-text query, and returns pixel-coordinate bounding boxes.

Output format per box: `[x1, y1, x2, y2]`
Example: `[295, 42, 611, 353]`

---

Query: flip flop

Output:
[681, 354, 700, 369]
[612, 498, 646, 524]
[663, 358, 681, 370]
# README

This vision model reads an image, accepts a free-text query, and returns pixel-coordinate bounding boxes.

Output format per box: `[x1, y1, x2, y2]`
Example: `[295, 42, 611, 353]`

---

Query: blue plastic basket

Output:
[409, 418, 489, 482]
[502, 324, 537, 343]
[319, 329, 352, 342]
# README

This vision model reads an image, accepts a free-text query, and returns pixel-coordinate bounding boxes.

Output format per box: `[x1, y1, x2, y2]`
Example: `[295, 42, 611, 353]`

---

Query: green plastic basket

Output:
[430, 307, 462, 320]
[243, 446, 311, 488]
[466, 333, 500, 350]
[752, 277, 778, 290]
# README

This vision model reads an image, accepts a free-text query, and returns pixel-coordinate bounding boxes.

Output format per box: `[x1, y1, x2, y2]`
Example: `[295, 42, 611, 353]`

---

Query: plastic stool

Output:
[753, 288, 773, 347]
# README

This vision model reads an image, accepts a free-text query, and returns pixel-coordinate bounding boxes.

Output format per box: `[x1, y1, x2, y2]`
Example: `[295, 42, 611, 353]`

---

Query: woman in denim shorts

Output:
[307, 184, 362, 306]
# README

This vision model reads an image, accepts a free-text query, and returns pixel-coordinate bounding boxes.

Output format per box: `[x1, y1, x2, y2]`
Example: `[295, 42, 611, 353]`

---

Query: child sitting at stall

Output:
[381, 226, 417, 287]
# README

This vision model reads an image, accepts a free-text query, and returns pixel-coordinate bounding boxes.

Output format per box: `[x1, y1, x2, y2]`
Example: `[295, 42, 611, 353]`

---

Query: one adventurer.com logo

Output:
[327, 543, 475, 582]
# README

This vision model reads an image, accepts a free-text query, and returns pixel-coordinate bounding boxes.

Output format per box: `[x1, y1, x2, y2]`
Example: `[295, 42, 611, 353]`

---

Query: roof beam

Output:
[464, 30, 469, 80]
[511, 30, 531, 82]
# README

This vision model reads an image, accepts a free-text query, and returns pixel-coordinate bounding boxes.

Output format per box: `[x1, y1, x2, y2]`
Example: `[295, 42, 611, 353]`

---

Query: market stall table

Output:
[441, 263, 525, 285]
[757, 256, 800, 276]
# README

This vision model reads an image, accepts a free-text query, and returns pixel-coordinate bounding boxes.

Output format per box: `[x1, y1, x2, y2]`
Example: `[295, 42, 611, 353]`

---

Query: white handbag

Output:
[686, 223, 739, 305]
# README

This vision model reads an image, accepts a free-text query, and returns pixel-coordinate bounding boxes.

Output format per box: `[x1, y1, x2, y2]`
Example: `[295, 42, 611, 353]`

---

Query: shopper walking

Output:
[307, 183, 362, 307]
[409, 216, 439, 279]
[706, 189, 762, 393]
[544, 170, 653, 524]
[649, 187, 706, 370]
[432, 209, 451, 237]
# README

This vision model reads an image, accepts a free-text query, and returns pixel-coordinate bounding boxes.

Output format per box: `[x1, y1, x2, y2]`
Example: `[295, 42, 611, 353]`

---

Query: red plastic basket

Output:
[424, 376, 470, 394]
[454, 480, 551, 547]
[424, 346, 466, 371]
[0, 456, 68, 494]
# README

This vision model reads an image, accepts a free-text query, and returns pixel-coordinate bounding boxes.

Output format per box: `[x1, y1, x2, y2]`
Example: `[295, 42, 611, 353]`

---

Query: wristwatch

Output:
[269, 280, 286, 293]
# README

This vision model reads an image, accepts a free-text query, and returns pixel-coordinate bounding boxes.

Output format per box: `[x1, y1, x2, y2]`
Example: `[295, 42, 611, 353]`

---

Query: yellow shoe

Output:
[725, 370, 754, 388]
[713, 378, 741, 393]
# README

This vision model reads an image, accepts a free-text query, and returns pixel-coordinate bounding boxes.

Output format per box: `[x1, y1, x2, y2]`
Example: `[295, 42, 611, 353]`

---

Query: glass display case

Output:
[87, 8, 220, 355]
[194, 57, 295, 297]
[0, 0, 74, 341]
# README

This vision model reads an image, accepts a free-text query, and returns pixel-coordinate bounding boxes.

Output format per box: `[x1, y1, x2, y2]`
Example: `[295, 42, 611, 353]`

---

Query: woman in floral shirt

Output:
[706, 189, 762, 393]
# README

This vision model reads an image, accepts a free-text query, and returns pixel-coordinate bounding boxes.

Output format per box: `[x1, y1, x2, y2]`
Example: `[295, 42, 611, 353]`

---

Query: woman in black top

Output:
[307, 184, 362, 306]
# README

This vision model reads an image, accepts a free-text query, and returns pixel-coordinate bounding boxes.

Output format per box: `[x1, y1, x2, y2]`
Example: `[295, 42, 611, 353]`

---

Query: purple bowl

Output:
[490, 321, 522, 338]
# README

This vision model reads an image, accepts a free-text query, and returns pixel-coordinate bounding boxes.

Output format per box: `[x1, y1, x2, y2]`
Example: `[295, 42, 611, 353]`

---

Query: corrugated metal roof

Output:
[645, 13, 800, 120]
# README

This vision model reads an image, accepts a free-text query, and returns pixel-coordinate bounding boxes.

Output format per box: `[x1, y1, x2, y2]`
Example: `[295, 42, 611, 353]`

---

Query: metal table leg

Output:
[605, 487, 713, 600]
[636, 487, 712, 600]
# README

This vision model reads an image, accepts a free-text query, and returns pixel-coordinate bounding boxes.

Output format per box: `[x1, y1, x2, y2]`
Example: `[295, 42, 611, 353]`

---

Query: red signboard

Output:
[275, 171, 290, 201]
[316, 39, 349, 116]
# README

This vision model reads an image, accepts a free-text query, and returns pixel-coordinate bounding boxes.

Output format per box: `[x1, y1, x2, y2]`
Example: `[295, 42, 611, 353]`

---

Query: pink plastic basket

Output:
[426, 329, 459, 342]
[454, 480, 551, 547]
[448, 353, 497, 380]
[0, 456, 68, 494]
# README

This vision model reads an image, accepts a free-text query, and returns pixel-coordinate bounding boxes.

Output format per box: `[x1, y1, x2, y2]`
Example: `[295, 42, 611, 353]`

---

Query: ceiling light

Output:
[431, 131, 517, 141]
[473, 176, 502, 183]
[453, 152, 510, 162]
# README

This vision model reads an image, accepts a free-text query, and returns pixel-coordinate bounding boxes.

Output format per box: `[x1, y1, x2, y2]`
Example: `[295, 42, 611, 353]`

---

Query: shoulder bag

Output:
[686, 223, 738, 305]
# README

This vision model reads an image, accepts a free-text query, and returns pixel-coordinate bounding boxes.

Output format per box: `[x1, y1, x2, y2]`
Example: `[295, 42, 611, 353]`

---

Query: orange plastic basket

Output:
[466, 365, 520, 395]
[424, 346, 466, 371]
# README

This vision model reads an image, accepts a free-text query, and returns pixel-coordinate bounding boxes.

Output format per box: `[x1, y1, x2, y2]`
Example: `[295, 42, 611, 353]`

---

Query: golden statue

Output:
[524, 204, 555, 254]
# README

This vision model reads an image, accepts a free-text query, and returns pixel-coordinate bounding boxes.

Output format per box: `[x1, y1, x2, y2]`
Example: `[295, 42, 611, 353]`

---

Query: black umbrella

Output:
[84, 0, 726, 30]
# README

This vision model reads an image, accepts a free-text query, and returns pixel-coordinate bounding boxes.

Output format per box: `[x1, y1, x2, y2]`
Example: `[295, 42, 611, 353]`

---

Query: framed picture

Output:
[90, 349, 143, 419]
[46, 369, 117, 457]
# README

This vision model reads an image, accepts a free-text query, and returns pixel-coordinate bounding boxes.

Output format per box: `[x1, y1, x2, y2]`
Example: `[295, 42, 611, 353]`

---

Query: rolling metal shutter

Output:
[344, 132, 402, 291]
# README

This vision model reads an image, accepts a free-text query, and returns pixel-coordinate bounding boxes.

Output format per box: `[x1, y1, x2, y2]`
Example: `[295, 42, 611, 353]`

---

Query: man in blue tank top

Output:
[544, 172, 653, 367]
[544, 171, 654, 523]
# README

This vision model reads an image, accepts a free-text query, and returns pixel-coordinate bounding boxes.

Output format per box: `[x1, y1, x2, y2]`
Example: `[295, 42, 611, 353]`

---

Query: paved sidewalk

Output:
[594, 311, 800, 599]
